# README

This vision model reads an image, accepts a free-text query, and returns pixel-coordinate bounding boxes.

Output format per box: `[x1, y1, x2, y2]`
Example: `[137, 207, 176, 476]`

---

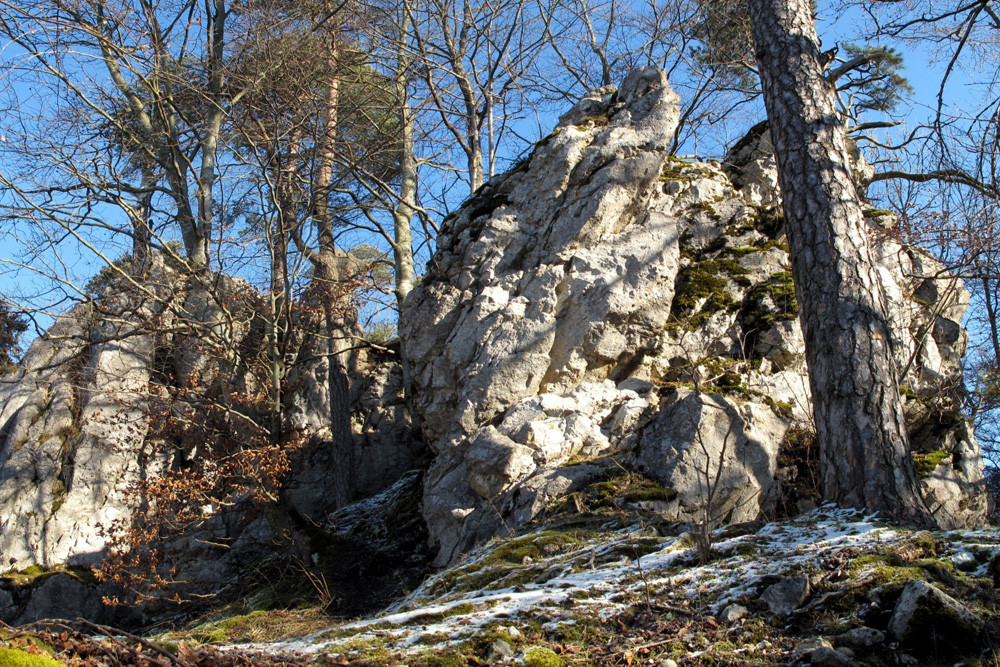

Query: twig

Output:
[74, 618, 195, 667]
[792, 576, 874, 615]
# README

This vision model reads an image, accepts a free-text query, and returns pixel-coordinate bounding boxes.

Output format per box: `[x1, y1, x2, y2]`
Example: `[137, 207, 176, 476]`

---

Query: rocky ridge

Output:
[0, 261, 420, 624]
[400, 66, 989, 566]
[0, 64, 989, 633]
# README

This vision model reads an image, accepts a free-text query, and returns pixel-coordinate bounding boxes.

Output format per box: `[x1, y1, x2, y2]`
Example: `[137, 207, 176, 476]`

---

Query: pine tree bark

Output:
[747, 0, 934, 524]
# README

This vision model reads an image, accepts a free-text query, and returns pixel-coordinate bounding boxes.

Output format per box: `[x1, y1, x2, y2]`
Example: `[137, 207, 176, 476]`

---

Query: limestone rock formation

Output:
[0, 258, 419, 621]
[0, 65, 987, 623]
[888, 578, 984, 648]
[0, 296, 153, 570]
[401, 67, 988, 565]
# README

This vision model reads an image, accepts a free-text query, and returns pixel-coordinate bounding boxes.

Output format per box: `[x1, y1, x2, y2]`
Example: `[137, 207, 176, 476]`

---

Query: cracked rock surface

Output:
[401, 67, 988, 565]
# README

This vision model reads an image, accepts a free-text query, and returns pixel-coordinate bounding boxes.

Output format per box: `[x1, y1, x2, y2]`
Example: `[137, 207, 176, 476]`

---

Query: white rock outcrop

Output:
[402, 68, 989, 565]
[0, 259, 420, 620]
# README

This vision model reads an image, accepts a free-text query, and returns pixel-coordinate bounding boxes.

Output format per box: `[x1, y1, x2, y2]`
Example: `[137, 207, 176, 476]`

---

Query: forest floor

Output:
[5, 505, 1000, 666]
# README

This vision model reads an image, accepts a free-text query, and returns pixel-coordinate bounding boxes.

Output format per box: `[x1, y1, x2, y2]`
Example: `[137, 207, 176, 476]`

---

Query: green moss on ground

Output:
[0, 648, 66, 667]
[168, 608, 332, 645]
[524, 646, 563, 667]
[412, 650, 467, 667]
[428, 532, 588, 597]
[458, 626, 517, 657]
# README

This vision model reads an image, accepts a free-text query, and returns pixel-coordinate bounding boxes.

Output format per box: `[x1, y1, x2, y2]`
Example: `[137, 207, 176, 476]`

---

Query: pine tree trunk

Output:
[313, 253, 356, 510]
[747, 0, 933, 524]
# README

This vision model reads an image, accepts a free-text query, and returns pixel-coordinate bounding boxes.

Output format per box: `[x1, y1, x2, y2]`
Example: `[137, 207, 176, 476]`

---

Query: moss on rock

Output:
[912, 450, 950, 477]
[715, 371, 751, 399]
[673, 258, 750, 328]
[740, 270, 798, 334]
[573, 114, 610, 128]
[659, 156, 716, 182]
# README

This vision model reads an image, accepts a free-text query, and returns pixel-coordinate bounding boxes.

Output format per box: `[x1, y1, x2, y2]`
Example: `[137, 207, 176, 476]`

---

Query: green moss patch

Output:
[165, 608, 332, 645]
[0, 647, 66, 667]
[484, 534, 579, 566]
[411, 649, 467, 667]
[0, 565, 95, 588]
[740, 270, 798, 336]
[524, 646, 563, 667]
[714, 371, 750, 398]
[673, 258, 749, 328]
[660, 156, 716, 182]
[574, 472, 678, 510]
[573, 114, 610, 128]
[912, 450, 950, 477]
[427, 531, 588, 597]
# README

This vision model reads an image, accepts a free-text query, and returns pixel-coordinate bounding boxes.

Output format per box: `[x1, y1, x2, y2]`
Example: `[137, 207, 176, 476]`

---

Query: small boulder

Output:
[464, 427, 537, 498]
[760, 575, 809, 615]
[719, 603, 749, 624]
[795, 637, 832, 657]
[810, 646, 860, 667]
[834, 627, 884, 649]
[487, 639, 515, 662]
[887, 579, 983, 650]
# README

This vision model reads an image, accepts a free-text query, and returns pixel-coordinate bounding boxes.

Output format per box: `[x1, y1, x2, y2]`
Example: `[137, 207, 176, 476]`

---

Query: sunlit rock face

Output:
[0, 257, 420, 622]
[402, 67, 987, 566]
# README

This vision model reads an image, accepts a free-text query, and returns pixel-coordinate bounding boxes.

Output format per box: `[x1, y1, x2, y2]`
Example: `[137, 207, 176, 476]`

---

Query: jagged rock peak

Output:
[401, 68, 988, 566]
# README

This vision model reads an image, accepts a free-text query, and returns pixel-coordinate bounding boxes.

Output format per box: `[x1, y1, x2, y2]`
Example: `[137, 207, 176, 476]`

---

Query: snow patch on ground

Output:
[259, 504, 973, 659]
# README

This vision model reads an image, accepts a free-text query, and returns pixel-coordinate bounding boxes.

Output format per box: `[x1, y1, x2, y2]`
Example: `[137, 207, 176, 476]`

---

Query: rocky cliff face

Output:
[0, 66, 987, 625]
[401, 67, 989, 566]
[0, 261, 419, 623]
